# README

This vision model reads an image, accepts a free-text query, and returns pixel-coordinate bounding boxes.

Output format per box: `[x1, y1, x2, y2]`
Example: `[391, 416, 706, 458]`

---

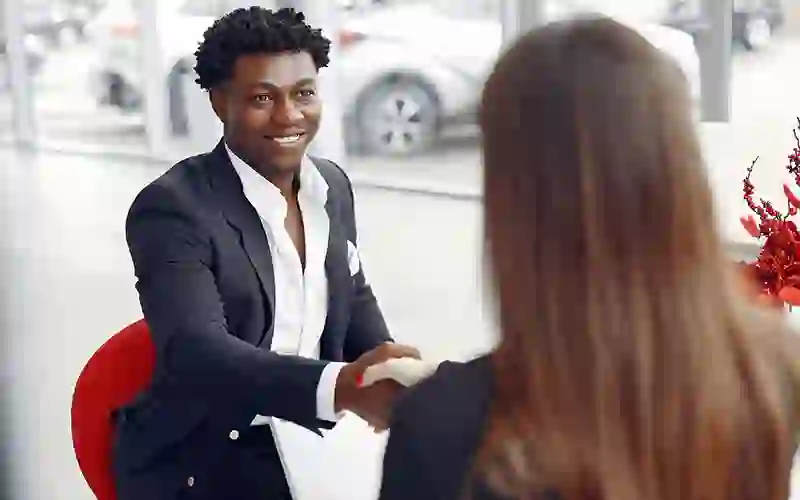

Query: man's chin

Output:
[259, 147, 307, 173]
[269, 155, 305, 174]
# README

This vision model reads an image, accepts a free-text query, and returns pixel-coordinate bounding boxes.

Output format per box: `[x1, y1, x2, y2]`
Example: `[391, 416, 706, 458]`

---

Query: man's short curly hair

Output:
[194, 7, 331, 90]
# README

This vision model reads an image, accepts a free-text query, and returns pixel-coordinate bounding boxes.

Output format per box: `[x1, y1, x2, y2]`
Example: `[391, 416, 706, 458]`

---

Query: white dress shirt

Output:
[226, 144, 346, 425]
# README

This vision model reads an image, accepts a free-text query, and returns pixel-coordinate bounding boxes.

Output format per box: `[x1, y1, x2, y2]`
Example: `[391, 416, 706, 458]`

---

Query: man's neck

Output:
[264, 171, 299, 200]
[226, 141, 299, 199]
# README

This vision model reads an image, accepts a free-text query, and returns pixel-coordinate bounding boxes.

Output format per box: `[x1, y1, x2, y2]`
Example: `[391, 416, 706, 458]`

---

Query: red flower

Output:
[739, 118, 800, 307]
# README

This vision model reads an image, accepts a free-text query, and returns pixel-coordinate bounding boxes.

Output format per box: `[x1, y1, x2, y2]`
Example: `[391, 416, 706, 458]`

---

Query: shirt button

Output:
[229, 429, 240, 441]
[187, 476, 195, 487]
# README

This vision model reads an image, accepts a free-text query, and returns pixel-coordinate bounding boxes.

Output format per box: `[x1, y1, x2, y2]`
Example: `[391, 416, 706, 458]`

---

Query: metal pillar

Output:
[277, 0, 347, 165]
[697, 0, 733, 122]
[3, 0, 36, 147]
[501, 0, 546, 44]
[135, 0, 169, 157]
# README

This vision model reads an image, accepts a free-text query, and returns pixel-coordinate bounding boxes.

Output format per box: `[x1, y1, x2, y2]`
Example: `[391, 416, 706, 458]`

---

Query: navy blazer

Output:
[113, 141, 391, 498]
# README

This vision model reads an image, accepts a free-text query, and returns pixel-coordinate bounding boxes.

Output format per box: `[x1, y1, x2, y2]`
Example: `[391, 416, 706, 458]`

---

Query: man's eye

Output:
[254, 94, 272, 102]
[298, 89, 316, 98]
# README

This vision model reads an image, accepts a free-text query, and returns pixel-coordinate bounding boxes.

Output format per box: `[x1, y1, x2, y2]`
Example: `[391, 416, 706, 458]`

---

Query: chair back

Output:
[71, 320, 155, 500]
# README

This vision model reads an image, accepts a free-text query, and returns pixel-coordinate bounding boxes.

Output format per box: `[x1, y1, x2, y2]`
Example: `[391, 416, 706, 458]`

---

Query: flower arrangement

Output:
[739, 118, 800, 308]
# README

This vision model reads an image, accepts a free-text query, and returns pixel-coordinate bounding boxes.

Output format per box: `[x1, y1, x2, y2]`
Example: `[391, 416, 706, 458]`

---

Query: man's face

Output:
[212, 51, 322, 175]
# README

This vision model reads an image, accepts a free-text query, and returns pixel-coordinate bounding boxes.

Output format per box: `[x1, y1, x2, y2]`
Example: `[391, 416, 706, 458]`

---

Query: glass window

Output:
[16, 0, 279, 153]
[707, 0, 800, 244]
[163, 0, 494, 175]
[19, 0, 149, 152]
[0, 27, 14, 144]
[178, 0, 263, 18]
[178, 0, 223, 18]
[331, 0, 496, 163]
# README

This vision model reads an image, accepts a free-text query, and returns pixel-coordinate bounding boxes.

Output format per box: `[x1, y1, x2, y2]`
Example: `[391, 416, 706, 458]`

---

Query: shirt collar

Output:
[225, 143, 329, 222]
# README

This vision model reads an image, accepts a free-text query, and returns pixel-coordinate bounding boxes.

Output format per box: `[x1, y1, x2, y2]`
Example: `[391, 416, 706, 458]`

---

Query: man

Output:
[113, 7, 418, 500]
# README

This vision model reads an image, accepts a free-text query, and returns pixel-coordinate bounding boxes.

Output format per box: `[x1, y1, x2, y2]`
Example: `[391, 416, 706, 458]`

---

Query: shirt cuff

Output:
[316, 362, 348, 422]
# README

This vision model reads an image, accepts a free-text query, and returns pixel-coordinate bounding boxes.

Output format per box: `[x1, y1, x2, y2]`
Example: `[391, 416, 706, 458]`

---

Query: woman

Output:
[379, 16, 800, 500]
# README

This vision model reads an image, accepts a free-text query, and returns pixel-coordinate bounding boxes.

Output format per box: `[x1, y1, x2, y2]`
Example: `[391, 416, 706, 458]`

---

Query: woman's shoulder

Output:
[381, 355, 495, 500]
[392, 354, 494, 445]
[412, 354, 492, 399]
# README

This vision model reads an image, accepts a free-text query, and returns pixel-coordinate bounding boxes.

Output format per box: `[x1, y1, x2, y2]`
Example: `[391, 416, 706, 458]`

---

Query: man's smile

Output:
[266, 132, 307, 146]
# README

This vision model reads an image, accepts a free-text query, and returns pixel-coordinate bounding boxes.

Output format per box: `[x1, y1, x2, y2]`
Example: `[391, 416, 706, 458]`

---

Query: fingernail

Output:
[355, 372, 364, 387]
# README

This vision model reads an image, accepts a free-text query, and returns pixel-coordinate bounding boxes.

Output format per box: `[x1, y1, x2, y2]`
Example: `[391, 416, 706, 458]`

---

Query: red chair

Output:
[71, 320, 155, 500]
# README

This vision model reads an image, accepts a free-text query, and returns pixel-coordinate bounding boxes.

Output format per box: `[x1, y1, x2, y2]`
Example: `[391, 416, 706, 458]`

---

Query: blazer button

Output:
[229, 429, 240, 441]
[187, 476, 195, 487]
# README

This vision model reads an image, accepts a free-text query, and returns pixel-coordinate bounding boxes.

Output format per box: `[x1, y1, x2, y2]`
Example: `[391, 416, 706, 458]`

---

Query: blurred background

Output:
[3, 0, 800, 499]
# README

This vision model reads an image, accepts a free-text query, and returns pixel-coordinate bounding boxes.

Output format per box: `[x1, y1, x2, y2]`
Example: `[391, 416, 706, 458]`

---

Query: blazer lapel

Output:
[204, 141, 276, 336]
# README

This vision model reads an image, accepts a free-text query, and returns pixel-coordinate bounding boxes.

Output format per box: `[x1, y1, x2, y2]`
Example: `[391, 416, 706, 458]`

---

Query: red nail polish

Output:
[355, 372, 364, 387]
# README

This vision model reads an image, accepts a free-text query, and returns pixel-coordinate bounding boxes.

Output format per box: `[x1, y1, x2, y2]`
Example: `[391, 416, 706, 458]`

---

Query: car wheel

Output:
[354, 76, 440, 156]
[742, 15, 772, 51]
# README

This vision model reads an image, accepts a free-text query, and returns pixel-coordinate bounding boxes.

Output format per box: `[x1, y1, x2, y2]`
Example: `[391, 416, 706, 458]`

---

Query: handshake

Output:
[333, 343, 429, 432]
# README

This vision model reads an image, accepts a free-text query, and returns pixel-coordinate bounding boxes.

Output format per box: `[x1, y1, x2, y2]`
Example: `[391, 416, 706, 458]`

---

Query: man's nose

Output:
[272, 97, 303, 126]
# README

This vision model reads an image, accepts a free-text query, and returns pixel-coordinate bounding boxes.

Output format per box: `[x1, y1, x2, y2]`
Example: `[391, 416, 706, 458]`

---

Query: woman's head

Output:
[478, 17, 797, 500]
[482, 16, 713, 330]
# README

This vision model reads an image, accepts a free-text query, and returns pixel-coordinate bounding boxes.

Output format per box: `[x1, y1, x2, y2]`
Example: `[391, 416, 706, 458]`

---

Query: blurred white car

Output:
[338, 3, 700, 155]
[85, 0, 700, 156]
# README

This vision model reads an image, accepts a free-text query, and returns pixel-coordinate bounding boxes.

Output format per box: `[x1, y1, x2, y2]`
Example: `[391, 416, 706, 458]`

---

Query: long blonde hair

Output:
[478, 16, 799, 500]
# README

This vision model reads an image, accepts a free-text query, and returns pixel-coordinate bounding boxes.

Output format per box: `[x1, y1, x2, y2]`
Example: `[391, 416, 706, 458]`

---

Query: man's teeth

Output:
[273, 134, 302, 144]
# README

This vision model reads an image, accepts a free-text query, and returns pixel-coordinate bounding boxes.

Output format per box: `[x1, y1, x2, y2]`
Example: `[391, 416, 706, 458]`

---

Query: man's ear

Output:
[209, 87, 226, 123]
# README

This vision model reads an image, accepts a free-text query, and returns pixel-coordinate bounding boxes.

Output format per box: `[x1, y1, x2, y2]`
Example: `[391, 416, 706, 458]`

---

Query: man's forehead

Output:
[232, 51, 318, 87]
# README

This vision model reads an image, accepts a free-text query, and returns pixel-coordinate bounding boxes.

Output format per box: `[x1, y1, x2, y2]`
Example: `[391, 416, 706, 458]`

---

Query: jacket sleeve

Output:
[126, 183, 328, 430]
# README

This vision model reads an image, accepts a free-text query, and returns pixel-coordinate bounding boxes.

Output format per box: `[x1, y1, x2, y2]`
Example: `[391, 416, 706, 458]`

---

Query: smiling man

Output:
[114, 7, 419, 500]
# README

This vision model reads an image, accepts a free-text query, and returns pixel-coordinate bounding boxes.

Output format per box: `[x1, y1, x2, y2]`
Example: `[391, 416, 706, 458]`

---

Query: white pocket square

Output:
[346, 240, 361, 277]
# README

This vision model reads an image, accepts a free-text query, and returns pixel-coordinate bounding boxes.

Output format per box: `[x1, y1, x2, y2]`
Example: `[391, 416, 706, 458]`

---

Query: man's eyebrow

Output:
[247, 78, 317, 90]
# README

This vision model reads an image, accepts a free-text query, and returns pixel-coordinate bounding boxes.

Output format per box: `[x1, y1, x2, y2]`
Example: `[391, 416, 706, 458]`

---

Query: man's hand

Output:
[347, 379, 405, 432]
[335, 343, 420, 430]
